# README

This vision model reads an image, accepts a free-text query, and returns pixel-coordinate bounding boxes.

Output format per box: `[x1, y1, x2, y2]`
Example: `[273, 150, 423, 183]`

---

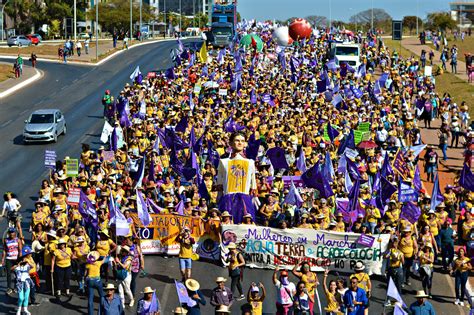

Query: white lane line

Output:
[159, 283, 172, 310]
[1, 119, 12, 127]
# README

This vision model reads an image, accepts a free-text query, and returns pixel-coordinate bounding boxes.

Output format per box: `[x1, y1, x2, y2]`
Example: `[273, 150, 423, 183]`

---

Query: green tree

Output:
[426, 12, 457, 32]
[87, 0, 153, 35]
[402, 16, 423, 35]
[49, 19, 61, 37]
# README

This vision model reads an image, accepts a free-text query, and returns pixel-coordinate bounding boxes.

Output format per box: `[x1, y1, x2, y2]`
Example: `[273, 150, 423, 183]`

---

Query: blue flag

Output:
[175, 280, 190, 304]
[267, 147, 289, 169]
[78, 191, 98, 228]
[136, 189, 151, 227]
[460, 163, 474, 192]
[430, 174, 444, 209]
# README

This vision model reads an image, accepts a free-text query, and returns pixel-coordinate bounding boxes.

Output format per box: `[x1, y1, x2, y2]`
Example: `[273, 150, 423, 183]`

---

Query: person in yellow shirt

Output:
[72, 237, 90, 294]
[365, 205, 381, 234]
[461, 211, 474, 244]
[384, 237, 404, 293]
[398, 226, 418, 286]
[335, 213, 346, 232]
[176, 226, 195, 282]
[418, 244, 434, 298]
[51, 238, 72, 297]
[323, 269, 341, 314]
[96, 230, 116, 283]
[350, 262, 372, 299]
[247, 282, 266, 315]
[292, 260, 319, 314]
[451, 247, 472, 306]
[43, 230, 58, 294]
[85, 251, 105, 314]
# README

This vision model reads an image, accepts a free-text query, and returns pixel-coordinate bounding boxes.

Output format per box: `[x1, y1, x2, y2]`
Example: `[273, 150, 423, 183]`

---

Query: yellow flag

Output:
[199, 42, 208, 63]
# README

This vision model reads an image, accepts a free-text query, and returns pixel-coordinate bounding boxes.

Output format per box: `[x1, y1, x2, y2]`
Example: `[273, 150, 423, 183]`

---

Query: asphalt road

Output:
[0, 40, 469, 314]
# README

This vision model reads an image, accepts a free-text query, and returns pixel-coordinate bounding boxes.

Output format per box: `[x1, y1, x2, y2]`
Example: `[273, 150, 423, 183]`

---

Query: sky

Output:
[237, 0, 452, 22]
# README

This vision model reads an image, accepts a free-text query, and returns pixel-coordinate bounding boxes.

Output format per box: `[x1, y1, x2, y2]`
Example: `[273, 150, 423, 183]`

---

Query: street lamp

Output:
[139, 0, 142, 41]
[371, 0, 374, 32]
[164, 0, 166, 37]
[329, 0, 332, 31]
[1, 0, 10, 42]
[96, 0, 98, 61]
[74, 0, 77, 42]
[130, 0, 133, 42]
[179, 0, 182, 33]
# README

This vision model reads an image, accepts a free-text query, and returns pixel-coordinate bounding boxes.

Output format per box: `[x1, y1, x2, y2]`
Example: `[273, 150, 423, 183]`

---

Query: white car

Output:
[23, 109, 67, 143]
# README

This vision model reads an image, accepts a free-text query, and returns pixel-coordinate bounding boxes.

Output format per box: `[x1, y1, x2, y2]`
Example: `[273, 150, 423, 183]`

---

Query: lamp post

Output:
[1, 0, 9, 42]
[179, 0, 182, 34]
[164, 0, 166, 37]
[130, 0, 133, 42]
[95, 0, 98, 61]
[329, 0, 332, 31]
[139, 0, 142, 41]
[74, 0, 77, 42]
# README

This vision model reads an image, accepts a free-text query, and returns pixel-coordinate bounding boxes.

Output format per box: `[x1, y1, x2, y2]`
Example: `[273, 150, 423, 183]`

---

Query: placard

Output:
[358, 122, 371, 132]
[103, 150, 115, 162]
[219, 88, 228, 96]
[66, 159, 79, 177]
[67, 187, 81, 205]
[357, 234, 375, 247]
[44, 150, 57, 169]
[193, 84, 202, 94]
[424, 66, 432, 77]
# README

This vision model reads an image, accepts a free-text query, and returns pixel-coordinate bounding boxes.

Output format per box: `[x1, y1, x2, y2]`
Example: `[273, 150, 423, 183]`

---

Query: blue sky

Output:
[238, 0, 451, 22]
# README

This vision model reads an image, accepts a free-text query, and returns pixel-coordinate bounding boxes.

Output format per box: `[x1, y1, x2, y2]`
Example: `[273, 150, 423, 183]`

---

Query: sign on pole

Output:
[44, 150, 57, 169]
[392, 20, 403, 40]
[66, 159, 79, 177]
[67, 187, 81, 205]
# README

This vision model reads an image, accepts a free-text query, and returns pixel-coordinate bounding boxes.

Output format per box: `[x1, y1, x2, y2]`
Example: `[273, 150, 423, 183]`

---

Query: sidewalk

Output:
[401, 37, 473, 85]
[0, 62, 42, 98]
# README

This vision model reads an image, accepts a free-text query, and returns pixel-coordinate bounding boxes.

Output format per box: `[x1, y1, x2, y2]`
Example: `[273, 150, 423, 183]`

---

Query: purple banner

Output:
[357, 234, 375, 247]
[398, 181, 419, 202]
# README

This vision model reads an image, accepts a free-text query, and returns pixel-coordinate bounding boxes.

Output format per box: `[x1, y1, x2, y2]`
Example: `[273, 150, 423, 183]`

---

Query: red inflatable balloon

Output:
[289, 18, 312, 40]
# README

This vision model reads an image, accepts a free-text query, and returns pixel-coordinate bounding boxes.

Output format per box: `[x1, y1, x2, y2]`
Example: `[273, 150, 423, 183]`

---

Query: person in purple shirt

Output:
[343, 277, 368, 315]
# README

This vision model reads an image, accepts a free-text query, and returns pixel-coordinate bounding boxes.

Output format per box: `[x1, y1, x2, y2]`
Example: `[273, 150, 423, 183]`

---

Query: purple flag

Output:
[175, 280, 190, 304]
[413, 165, 422, 192]
[175, 200, 185, 215]
[460, 163, 474, 192]
[207, 140, 220, 169]
[109, 194, 129, 236]
[430, 174, 444, 209]
[224, 117, 246, 132]
[136, 189, 151, 227]
[182, 149, 198, 181]
[218, 193, 256, 224]
[296, 148, 307, 173]
[323, 151, 335, 183]
[337, 130, 356, 155]
[387, 277, 407, 307]
[401, 202, 421, 224]
[348, 179, 361, 212]
[198, 178, 210, 201]
[267, 147, 289, 169]
[148, 158, 155, 182]
[165, 67, 176, 80]
[381, 153, 394, 178]
[245, 133, 261, 160]
[78, 191, 98, 228]
[284, 180, 303, 208]
[147, 198, 164, 214]
[381, 176, 397, 206]
[327, 123, 339, 142]
[250, 88, 257, 104]
[147, 292, 159, 314]
[175, 115, 188, 133]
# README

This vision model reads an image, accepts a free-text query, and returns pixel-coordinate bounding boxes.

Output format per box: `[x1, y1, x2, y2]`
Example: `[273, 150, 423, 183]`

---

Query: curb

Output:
[0, 67, 43, 99]
[0, 37, 196, 67]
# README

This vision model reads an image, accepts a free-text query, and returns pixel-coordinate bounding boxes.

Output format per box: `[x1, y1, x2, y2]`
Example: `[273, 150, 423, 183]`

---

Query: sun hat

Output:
[173, 307, 188, 314]
[243, 213, 252, 219]
[221, 211, 231, 217]
[227, 242, 237, 249]
[215, 305, 230, 313]
[215, 276, 227, 283]
[414, 290, 429, 298]
[74, 237, 85, 243]
[87, 251, 100, 262]
[104, 283, 116, 290]
[185, 279, 200, 291]
[20, 246, 32, 258]
[403, 226, 412, 232]
[142, 286, 155, 294]
[58, 238, 67, 245]
[46, 230, 57, 238]
[354, 261, 365, 271]
[120, 245, 130, 252]
[316, 213, 325, 219]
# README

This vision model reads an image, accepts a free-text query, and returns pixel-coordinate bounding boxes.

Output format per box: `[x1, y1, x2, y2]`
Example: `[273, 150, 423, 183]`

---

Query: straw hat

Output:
[403, 226, 412, 232]
[87, 251, 100, 262]
[221, 211, 231, 217]
[74, 237, 85, 243]
[185, 279, 200, 291]
[32, 240, 45, 253]
[46, 230, 57, 238]
[120, 245, 130, 252]
[414, 290, 429, 298]
[142, 286, 155, 294]
[354, 261, 365, 271]
[227, 242, 237, 249]
[58, 238, 67, 245]
[104, 283, 116, 290]
[215, 276, 227, 283]
[215, 305, 231, 313]
[173, 307, 188, 314]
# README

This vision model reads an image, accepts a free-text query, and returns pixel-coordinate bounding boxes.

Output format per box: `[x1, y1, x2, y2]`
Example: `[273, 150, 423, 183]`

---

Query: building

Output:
[450, 1, 474, 30]
[157, 0, 213, 20]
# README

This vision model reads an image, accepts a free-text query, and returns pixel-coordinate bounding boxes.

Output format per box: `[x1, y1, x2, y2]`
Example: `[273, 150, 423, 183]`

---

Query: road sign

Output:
[392, 20, 402, 40]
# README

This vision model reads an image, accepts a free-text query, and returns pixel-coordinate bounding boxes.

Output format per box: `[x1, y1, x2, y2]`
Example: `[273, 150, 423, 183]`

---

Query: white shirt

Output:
[275, 280, 296, 305]
[2, 198, 20, 216]
[217, 153, 257, 195]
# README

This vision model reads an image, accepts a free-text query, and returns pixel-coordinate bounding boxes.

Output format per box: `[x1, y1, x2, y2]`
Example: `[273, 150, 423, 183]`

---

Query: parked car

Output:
[78, 32, 93, 39]
[26, 34, 40, 45]
[7, 35, 32, 47]
[23, 109, 67, 143]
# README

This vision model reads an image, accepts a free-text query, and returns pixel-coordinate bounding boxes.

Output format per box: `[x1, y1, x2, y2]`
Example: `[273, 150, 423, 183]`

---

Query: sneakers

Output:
[129, 299, 135, 307]
[16, 308, 21, 315]
[236, 294, 245, 301]
[459, 301, 465, 307]
[454, 299, 460, 305]
[6, 288, 13, 295]
[24, 308, 31, 315]
[405, 281, 411, 286]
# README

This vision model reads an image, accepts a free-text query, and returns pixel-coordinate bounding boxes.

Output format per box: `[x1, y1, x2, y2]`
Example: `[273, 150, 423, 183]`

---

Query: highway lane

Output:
[0, 41, 469, 314]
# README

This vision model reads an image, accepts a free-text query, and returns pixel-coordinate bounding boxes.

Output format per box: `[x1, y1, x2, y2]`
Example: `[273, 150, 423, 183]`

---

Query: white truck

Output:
[330, 42, 361, 68]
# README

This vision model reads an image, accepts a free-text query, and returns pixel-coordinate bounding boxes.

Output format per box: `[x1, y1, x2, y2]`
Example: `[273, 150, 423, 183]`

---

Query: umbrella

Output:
[358, 140, 378, 149]
[240, 34, 264, 52]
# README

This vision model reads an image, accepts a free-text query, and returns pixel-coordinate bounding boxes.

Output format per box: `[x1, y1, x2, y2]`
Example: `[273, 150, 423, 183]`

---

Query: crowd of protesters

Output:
[1, 19, 474, 315]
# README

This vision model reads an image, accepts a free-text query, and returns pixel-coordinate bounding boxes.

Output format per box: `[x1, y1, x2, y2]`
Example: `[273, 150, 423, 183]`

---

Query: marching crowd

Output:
[1, 20, 474, 315]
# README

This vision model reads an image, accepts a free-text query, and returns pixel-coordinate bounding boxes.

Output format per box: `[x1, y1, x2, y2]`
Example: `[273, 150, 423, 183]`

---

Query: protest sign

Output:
[357, 234, 375, 247]
[44, 150, 56, 169]
[103, 150, 115, 162]
[424, 66, 432, 77]
[361, 131, 371, 141]
[193, 84, 202, 94]
[398, 181, 418, 202]
[66, 159, 79, 177]
[221, 225, 390, 275]
[392, 149, 410, 179]
[344, 148, 359, 160]
[219, 88, 228, 96]
[358, 122, 371, 132]
[354, 130, 363, 144]
[67, 188, 81, 206]
[100, 121, 114, 143]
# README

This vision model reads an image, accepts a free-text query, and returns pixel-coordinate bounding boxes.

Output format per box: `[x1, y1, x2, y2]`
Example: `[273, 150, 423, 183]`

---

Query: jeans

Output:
[54, 266, 72, 292]
[5, 259, 14, 290]
[87, 277, 104, 315]
[439, 143, 448, 160]
[131, 271, 139, 296]
[369, 222, 377, 234]
[420, 266, 433, 293]
[451, 132, 460, 147]
[388, 266, 404, 293]
[118, 272, 133, 305]
[230, 274, 243, 296]
[18, 287, 30, 307]
[403, 257, 414, 283]
[426, 165, 436, 182]
[455, 271, 469, 301]
[441, 243, 454, 269]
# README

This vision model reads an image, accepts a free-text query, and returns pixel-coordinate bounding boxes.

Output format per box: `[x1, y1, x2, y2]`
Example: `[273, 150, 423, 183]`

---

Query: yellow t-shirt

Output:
[301, 272, 317, 296]
[248, 296, 263, 315]
[389, 248, 403, 268]
[324, 290, 339, 312]
[43, 241, 57, 266]
[418, 251, 434, 268]
[350, 272, 370, 292]
[25, 256, 37, 274]
[462, 221, 474, 241]
[398, 236, 416, 258]
[179, 238, 194, 259]
[54, 248, 72, 268]
[96, 239, 114, 256]
[74, 244, 90, 264]
[86, 260, 103, 278]
[454, 257, 471, 273]
[427, 219, 439, 236]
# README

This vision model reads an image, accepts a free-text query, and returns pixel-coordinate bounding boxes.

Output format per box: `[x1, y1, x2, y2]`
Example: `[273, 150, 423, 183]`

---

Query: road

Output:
[0, 40, 468, 314]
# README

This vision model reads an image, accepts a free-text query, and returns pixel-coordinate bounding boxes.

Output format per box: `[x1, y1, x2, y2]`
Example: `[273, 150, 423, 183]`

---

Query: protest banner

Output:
[392, 149, 410, 180]
[100, 121, 114, 143]
[221, 225, 390, 275]
[67, 187, 81, 206]
[66, 159, 79, 177]
[398, 181, 418, 202]
[44, 150, 57, 169]
[219, 88, 228, 96]
[424, 66, 432, 77]
[193, 84, 202, 94]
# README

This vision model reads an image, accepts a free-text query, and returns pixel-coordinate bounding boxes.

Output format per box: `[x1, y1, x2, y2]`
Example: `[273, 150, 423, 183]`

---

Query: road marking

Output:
[20, 109, 29, 115]
[1, 119, 12, 127]
[159, 283, 172, 310]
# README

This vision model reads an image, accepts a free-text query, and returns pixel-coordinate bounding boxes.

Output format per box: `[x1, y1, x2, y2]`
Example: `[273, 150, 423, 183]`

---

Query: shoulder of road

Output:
[0, 62, 42, 99]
